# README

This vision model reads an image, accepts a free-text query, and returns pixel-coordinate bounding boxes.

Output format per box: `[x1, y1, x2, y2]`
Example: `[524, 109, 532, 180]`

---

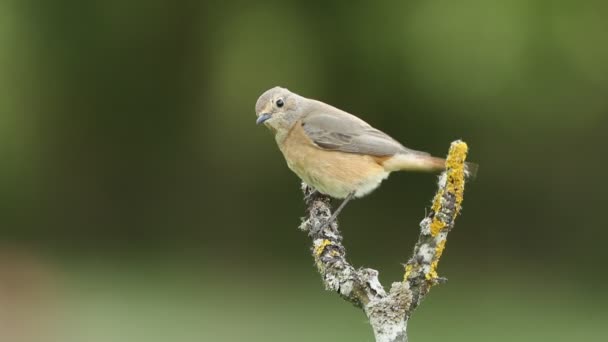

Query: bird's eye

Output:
[276, 99, 284, 108]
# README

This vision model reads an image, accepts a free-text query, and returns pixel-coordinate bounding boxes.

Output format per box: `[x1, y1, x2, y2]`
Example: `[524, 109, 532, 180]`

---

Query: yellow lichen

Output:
[431, 189, 443, 213]
[445, 141, 468, 217]
[435, 239, 446, 259]
[406, 141, 470, 287]
[314, 239, 332, 257]
[430, 219, 446, 237]
[426, 261, 439, 280]
[403, 264, 414, 281]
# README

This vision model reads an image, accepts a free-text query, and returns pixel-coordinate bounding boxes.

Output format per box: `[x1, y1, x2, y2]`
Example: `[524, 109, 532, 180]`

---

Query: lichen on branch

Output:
[403, 140, 469, 313]
[299, 140, 471, 342]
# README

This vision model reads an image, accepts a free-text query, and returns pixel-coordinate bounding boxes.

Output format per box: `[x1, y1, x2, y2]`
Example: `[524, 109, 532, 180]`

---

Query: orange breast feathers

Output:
[278, 122, 390, 199]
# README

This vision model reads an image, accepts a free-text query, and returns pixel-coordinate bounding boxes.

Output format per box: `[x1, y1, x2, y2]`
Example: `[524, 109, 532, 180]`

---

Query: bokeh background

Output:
[1, 0, 607, 341]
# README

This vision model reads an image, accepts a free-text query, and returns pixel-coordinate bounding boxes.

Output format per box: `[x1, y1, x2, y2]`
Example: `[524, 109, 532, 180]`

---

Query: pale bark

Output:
[299, 140, 471, 342]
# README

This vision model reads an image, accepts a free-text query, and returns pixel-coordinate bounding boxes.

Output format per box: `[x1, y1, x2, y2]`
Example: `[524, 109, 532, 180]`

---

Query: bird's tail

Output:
[381, 153, 478, 179]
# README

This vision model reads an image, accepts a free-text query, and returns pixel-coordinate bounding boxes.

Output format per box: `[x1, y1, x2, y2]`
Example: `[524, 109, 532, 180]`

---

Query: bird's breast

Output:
[278, 122, 389, 199]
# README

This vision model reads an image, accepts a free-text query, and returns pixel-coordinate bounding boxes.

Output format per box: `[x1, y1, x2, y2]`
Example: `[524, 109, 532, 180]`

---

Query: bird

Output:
[255, 86, 477, 225]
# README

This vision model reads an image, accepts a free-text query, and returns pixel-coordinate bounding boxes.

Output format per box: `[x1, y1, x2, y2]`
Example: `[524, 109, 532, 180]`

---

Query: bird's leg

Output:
[319, 191, 356, 229]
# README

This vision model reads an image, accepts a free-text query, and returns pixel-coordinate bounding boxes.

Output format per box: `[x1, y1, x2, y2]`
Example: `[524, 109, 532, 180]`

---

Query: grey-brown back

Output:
[300, 100, 429, 157]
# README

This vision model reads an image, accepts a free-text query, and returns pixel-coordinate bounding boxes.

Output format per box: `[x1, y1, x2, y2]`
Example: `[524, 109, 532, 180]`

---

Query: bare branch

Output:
[299, 140, 471, 342]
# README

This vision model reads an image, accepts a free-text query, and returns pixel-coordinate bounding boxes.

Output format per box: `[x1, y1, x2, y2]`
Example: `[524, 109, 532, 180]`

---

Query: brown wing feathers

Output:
[301, 110, 428, 158]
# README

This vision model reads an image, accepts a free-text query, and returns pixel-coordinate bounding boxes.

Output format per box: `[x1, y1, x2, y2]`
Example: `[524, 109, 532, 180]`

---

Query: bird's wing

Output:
[301, 109, 429, 157]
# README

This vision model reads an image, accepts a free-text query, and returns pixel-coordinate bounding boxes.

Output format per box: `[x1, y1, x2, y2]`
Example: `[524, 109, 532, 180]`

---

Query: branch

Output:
[299, 140, 470, 342]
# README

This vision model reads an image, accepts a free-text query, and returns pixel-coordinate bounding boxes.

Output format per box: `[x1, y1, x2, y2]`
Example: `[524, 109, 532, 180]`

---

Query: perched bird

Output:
[255, 86, 477, 224]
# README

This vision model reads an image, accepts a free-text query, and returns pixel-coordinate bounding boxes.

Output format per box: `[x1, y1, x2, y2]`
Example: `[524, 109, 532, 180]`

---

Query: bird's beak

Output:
[256, 113, 272, 125]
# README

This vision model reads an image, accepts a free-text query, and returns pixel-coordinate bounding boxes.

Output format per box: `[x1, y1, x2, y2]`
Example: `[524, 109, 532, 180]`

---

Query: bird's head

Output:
[255, 86, 301, 132]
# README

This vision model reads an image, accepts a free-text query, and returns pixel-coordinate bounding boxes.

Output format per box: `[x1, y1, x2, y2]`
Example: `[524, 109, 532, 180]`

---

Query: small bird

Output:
[255, 86, 477, 224]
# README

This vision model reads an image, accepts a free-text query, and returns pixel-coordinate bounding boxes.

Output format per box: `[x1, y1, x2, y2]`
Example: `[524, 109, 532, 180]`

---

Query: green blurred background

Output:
[1, 0, 607, 341]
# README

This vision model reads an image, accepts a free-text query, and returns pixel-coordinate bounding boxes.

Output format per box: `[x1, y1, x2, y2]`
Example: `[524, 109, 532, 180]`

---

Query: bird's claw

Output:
[304, 189, 319, 202]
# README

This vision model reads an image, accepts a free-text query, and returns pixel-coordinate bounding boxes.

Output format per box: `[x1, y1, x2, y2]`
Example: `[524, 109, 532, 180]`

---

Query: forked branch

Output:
[299, 140, 471, 342]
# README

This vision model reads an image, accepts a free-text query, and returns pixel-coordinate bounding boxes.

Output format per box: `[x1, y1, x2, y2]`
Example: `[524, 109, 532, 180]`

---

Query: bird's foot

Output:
[316, 191, 355, 231]
[316, 213, 338, 232]
[304, 189, 319, 202]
